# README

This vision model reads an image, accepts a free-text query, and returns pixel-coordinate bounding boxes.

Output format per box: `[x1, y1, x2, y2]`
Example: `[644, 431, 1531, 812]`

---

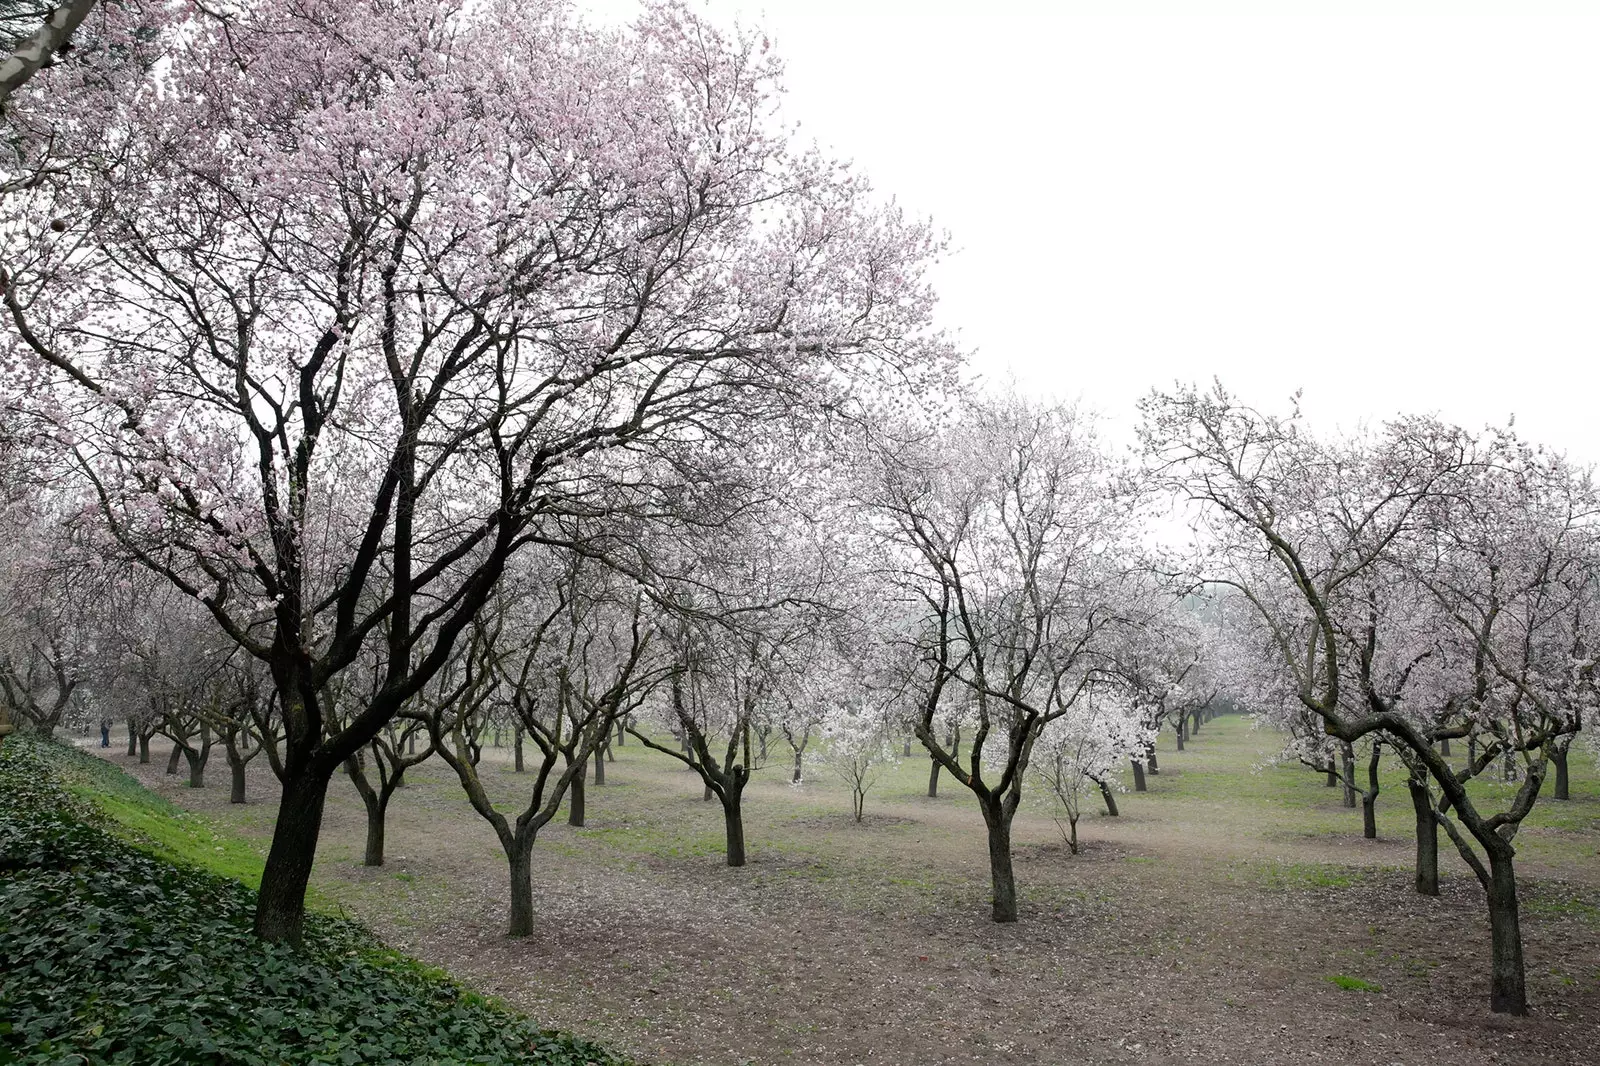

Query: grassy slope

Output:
[0, 735, 639, 1066]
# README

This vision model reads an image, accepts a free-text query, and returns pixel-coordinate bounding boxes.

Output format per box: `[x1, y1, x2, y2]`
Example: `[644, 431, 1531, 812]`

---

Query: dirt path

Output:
[101, 719, 1600, 1066]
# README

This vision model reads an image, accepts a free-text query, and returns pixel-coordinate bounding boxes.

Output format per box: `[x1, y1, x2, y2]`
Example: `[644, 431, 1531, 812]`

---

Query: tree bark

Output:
[794, 748, 805, 784]
[253, 772, 330, 945]
[722, 787, 747, 867]
[0, 0, 101, 112]
[1130, 759, 1147, 792]
[513, 726, 524, 772]
[1145, 745, 1159, 774]
[1340, 742, 1357, 808]
[1325, 764, 1338, 787]
[1407, 775, 1438, 896]
[1551, 744, 1569, 801]
[507, 837, 535, 938]
[981, 801, 1018, 923]
[1486, 848, 1527, 1015]
[138, 732, 150, 763]
[125, 719, 138, 757]
[165, 742, 183, 775]
[568, 762, 586, 827]
[230, 757, 248, 804]
[1174, 722, 1186, 751]
[1098, 779, 1119, 817]
[1439, 736, 1452, 757]
[593, 745, 606, 785]
[1360, 744, 1381, 840]
[927, 757, 941, 798]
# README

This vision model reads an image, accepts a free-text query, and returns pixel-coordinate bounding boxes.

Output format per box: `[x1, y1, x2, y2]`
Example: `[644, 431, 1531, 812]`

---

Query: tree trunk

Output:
[1098, 779, 1119, 817]
[1174, 723, 1186, 751]
[1340, 743, 1357, 808]
[364, 795, 387, 867]
[1486, 848, 1527, 1015]
[230, 756, 248, 804]
[981, 801, 1018, 923]
[166, 742, 183, 775]
[722, 786, 747, 867]
[593, 747, 606, 786]
[1191, 709, 1202, 735]
[253, 772, 330, 945]
[1552, 745, 1569, 801]
[184, 743, 209, 789]
[1067, 814, 1079, 855]
[927, 757, 941, 798]
[794, 748, 805, 784]
[514, 727, 524, 772]
[1146, 745, 1159, 774]
[1360, 744, 1381, 840]
[125, 720, 138, 757]
[138, 732, 150, 763]
[1130, 759, 1147, 792]
[1439, 736, 1451, 757]
[507, 838, 535, 938]
[703, 782, 714, 802]
[1325, 764, 1338, 787]
[568, 763, 586, 827]
[1407, 775, 1438, 896]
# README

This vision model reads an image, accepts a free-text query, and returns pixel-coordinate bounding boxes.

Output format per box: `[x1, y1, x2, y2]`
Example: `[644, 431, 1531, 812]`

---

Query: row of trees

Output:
[1, 0, 1593, 1022]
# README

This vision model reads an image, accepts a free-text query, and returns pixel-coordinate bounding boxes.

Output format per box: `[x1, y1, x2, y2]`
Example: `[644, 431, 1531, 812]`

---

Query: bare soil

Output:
[100, 719, 1600, 1066]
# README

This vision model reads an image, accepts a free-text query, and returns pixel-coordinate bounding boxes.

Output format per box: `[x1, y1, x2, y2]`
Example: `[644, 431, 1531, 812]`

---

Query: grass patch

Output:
[0, 735, 634, 1066]
[1324, 974, 1384, 993]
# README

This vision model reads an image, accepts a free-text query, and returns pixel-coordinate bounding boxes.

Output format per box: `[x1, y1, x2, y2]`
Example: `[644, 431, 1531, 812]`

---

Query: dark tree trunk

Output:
[125, 720, 138, 757]
[230, 757, 248, 804]
[183, 738, 211, 789]
[1174, 723, 1186, 751]
[1146, 745, 1159, 774]
[1486, 848, 1527, 1015]
[1131, 759, 1147, 792]
[1439, 736, 1452, 757]
[1340, 743, 1357, 808]
[593, 746, 606, 785]
[138, 732, 150, 763]
[514, 726, 524, 772]
[1191, 709, 1202, 735]
[722, 785, 747, 867]
[1098, 779, 1119, 817]
[1325, 764, 1338, 787]
[166, 742, 183, 775]
[1407, 775, 1438, 896]
[1552, 745, 1569, 801]
[568, 762, 586, 827]
[927, 757, 941, 798]
[507, 838, 535, 938]
[794, 748, 805, 784]
[703, 782, 714, 802]
[1360, 744, 1381, 840]
[364, 798, 387, 867]
[253, 772, 330, 945]
[407, 731, 416, 756]
[980, 800, 1018, 923]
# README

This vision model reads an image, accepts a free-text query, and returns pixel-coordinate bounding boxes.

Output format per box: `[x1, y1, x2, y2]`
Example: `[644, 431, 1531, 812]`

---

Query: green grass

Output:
[1324, 974, 1384, 993]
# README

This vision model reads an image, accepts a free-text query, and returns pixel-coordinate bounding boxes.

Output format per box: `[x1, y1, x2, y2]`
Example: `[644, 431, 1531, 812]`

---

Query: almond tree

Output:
[1141, 384, 1593, 1015]
[1, 0, 951, 943]
[865, 396, 1136, 922]
[428, 550, 660, 937]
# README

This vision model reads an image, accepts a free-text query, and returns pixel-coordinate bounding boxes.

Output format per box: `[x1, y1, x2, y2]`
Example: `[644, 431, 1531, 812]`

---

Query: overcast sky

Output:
[583, 0, 1600, 461]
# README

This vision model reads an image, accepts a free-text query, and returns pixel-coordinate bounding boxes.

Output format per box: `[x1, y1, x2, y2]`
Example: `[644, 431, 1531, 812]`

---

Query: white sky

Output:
[582, 0, 1600, 462]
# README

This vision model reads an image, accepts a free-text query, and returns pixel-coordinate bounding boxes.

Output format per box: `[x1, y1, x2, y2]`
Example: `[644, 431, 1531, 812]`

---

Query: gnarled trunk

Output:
[253, 772, 330, 945]
[568, 762, 586, 827]
[1130, 759, 1147, 792]
[1551, 744, 1569, 801]
[1098, 779, 1119, 817]
[1406, 775, 1437, 896]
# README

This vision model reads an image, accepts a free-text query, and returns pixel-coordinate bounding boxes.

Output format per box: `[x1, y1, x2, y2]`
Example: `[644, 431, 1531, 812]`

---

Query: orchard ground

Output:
[94, 717, 1599, 1066]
